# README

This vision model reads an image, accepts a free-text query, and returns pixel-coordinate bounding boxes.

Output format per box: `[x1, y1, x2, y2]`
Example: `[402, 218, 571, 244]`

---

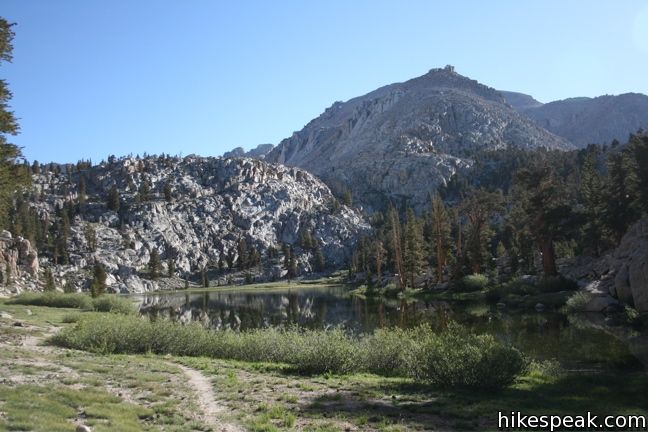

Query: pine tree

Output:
[78, 175, 87, 206]
[281, 243, 290, 263]
[312, 243, 326, 272]
[90, 262, 107, 297]
[495, 241, 508, 270]
[201, 267, 209, 287]
[167, 258, 175, 277]
[342, 190, 352, 206]
[604, 153, 638, 244]
[44, 267, 55, 291]
[505, 204, 535, 275]
[63, 279, 76, 293]
[371, 239, 386, 285]
[138, 180, 151, 202]
[247, 247, 260, 268]
[10, 196, 33, 240]
[387, 205, 405, 289]
[579, 151, 606, 255]
[285, 246, 297, 281]
[514, 164, 578, 277]
[53, 219, 69, 265]
[460, 189, 502, 274]
[0, 19, 30, 230]
[163, 179, 173, 202]
[267, 245, 278, 261]
[84, 224, 97, 252]
[106, 185, 120, 211]
[626, 134, 648, 215]
[236, 237, 248, 269]
[299, 230, 313, 250]
[428, 195, 452, 283]
[403, 208, 426, 289]
[149, 248, 161, 280]
[225, 249, 235, 269]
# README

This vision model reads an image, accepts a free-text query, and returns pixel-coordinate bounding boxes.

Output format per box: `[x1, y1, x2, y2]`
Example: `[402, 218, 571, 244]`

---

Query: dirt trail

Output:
[1, 316, 243, 431]
[175, 364, 244, 432]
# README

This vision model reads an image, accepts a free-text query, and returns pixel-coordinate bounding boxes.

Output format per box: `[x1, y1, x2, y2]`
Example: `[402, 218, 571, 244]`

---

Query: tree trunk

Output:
[540, 238, 558, 277]
[436, 242, 445, 283]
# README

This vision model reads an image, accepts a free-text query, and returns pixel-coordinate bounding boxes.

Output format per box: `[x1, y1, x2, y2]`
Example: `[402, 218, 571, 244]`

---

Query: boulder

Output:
[613, 263, 633, 303]
[0, 233, 40, 294]
[603, 218, 648, 312]
[583, 295, 619, 313]
[628, 258, 648, 312]
[614, 218, 648, 312]
[561, 218, 648, 313]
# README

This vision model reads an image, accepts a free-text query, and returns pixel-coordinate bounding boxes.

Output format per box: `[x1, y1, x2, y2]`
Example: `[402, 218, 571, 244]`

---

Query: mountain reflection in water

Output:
[136, 285, 647, 371]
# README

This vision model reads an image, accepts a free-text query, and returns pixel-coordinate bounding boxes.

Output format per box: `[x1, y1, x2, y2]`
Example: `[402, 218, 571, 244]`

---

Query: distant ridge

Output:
[499, 91, 544, 111]
[507, 92, 648, 147]
[223, 143, 274, 160]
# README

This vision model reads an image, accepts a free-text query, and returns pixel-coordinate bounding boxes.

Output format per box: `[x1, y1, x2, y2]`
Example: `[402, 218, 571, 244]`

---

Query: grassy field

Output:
[0, 301, 210, 432]
[1, 296, 647, 431]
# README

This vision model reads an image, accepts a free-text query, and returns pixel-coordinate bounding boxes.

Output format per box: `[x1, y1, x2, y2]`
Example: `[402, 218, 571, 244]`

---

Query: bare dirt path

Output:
[175, 363, 245, 432]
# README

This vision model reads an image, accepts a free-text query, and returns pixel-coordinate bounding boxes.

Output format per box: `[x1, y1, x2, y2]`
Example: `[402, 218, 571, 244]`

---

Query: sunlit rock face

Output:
[266, 66, 571, 211]
[28, 156, 369, 293]
[0, 230, 40, 295]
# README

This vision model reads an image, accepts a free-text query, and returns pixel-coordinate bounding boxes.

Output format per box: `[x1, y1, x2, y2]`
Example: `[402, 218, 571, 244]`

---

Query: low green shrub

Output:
[7, 292, 93, 309]
[361, 327, 410, 376]
[409, 323, 526, 390]
[563, 291, 593, 313]
[458, 274, 489, 292]
[503, 278, 540, 296]
[361, 326, 429, 376]
[61, 313, 82, 324]
[291, 328, 359, 374]
[620, 306, 648, 329]
[624, 305, 640, 323]
[486, 278, 541, 304]
[7, 292, 136, 315]
[51, 314, 526, 389]
[90, 296, 136, 314]
[528, 359, 563, 379]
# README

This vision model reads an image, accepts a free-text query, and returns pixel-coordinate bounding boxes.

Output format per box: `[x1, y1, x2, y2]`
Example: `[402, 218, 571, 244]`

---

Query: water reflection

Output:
[137, 286, 647, 370]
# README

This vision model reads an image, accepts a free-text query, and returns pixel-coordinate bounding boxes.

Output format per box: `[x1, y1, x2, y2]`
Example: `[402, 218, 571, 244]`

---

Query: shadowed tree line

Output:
[350, 135, 648, 289]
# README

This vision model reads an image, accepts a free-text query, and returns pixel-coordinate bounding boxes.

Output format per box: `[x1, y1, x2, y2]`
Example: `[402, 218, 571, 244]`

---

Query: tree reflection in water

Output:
[138, 286, 646, 370]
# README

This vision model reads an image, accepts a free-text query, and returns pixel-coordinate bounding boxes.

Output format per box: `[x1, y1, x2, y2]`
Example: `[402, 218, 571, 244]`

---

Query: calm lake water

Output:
[137, 284, 648, 371]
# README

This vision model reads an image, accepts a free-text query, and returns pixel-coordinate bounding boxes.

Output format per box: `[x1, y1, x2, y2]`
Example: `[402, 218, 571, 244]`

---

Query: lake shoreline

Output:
[2, 298, 648, 431]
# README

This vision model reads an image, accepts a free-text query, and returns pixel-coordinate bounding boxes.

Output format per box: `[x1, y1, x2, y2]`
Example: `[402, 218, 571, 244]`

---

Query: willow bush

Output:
[51, 314, 526, 390]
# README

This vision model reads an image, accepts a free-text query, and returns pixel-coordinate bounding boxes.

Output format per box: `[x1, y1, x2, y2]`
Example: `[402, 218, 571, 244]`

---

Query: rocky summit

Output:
[266, 66, 571, 211]
[222, 143, 275, 160]
[14, 156, 368, 295]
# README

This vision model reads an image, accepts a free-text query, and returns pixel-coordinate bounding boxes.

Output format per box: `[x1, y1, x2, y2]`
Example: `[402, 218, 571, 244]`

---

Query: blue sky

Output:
[3, 1, 648, 163]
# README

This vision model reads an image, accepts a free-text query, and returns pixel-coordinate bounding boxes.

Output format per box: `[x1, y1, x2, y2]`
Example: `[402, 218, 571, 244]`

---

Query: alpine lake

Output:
[136, 280, 648, 373]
